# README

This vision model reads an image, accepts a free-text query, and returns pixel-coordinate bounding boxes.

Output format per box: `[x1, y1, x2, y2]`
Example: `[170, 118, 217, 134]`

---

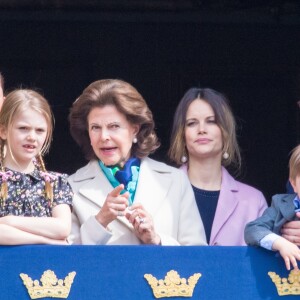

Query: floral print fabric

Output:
[0, 167, 73, 217]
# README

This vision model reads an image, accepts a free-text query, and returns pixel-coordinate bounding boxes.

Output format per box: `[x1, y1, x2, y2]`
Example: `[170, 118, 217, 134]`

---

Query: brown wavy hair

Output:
[69, 79, 160, 160]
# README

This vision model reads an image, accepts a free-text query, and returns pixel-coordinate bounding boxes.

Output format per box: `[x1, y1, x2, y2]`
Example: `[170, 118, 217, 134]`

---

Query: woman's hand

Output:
[126, 203, 161, 245]
[272, 236, 300, 270]
[95, 184, 129, 228]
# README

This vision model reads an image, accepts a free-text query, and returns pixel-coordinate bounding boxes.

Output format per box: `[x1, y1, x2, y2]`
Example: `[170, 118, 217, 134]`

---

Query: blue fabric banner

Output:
[0, 245, 296, 299]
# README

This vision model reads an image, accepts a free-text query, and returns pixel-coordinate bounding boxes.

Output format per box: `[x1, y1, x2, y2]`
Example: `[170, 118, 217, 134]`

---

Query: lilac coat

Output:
[181, 165, 268, 246]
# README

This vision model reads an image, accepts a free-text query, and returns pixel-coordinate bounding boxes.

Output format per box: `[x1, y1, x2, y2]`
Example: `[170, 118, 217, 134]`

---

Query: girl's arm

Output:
[0, 224, 68, 245]
[0, 204, 71, 240]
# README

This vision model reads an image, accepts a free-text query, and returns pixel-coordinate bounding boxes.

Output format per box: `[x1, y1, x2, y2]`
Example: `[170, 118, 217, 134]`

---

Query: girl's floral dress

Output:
[0, 167, 73, 217]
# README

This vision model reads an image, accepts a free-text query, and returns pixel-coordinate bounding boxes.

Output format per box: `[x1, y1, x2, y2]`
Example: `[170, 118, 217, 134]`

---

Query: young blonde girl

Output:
[0, 89, 73, 245]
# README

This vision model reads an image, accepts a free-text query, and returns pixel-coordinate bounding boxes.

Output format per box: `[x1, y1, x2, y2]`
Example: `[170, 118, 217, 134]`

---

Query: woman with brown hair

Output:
[169, 87, 267, 246]
[68, 79, 206, 245]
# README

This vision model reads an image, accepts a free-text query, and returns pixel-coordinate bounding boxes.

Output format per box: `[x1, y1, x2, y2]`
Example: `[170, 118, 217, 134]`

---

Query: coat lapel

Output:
[279, 194, 298, 220]
[210, 167, 239, 245]
[134, 157, 172, 217]
[74, 160, 111, 208]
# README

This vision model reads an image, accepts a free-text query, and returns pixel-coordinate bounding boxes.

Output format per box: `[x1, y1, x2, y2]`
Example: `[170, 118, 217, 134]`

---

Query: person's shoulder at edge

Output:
[222, 167, 265, 197]
[142, 157, 191, 185]
[179, 163, 265, 197]
[143, 156, 182, 173]
[47, 170, 70, 180]
[68, 160, 99, 182]
[271, 193, 296, 204]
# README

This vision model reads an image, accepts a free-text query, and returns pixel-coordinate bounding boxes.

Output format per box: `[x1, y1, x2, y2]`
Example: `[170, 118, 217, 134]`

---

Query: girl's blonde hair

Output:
[0, 89, 54, 205]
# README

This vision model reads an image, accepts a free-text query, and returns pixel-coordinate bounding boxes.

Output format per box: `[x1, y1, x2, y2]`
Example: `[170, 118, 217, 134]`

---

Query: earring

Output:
[181, 156, 188, 163]
[223, 151, 229, 160]
[133, 137, 138, 144]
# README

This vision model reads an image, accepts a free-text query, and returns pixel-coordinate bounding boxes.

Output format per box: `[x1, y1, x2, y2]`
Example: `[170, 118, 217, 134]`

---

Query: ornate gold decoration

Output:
[20, 270, 76, 299]
[144, 270, 201, 298]
[268, 269, 300, 296]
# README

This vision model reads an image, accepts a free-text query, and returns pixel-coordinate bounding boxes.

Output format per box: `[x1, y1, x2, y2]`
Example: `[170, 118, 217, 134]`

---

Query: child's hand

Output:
[272, 237, 300, 270]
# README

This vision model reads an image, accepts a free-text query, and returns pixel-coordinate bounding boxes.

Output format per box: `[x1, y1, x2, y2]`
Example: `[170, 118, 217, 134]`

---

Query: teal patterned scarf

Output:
[99, 158, 141, 206]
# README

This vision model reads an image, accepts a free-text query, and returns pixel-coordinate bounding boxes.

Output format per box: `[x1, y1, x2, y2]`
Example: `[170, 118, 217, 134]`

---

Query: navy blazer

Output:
[244, 193, 299, 246]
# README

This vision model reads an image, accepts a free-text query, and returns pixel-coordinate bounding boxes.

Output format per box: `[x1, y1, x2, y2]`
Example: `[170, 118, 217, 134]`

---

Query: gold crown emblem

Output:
[268, 269, 300, 296]
[20, 270, 76, 299]
[144, 270, 201, 298]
